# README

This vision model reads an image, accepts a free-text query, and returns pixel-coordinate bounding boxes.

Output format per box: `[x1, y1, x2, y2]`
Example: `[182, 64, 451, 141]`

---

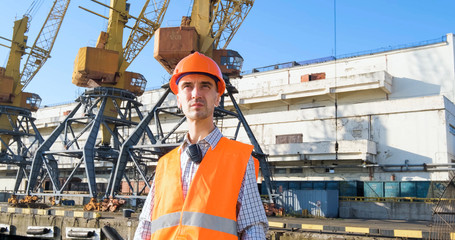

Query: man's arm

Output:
[237, 157, 269, 239]
[133, 180, 155, 240]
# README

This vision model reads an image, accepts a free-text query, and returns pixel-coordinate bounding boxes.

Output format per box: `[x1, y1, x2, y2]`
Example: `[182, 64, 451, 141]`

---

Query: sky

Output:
[1, 0, 455, 106]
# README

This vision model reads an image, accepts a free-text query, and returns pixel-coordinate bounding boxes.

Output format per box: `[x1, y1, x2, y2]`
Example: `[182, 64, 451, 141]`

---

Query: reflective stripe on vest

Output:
[150, 212, 237, 236]
[150, 212, 181, 234]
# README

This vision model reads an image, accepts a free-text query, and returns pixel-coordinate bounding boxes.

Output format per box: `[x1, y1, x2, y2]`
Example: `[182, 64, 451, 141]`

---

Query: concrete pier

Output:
[0, 204, 452, 239]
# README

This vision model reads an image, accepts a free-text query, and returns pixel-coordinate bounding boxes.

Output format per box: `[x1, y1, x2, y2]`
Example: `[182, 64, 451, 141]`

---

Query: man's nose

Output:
[191, 86, 201, 98]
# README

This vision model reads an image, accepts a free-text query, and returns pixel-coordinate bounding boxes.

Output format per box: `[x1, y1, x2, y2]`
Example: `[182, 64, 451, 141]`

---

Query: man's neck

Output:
[187, 118, 215, 144]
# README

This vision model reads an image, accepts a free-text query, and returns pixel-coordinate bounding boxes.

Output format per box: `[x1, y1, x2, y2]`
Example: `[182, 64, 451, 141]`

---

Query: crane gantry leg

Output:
[26, 87, 146, 206]
[0, 106, 50, 202]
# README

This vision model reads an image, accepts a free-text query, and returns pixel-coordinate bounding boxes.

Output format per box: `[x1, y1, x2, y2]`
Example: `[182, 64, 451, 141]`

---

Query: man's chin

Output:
[186, 112, 210, 121]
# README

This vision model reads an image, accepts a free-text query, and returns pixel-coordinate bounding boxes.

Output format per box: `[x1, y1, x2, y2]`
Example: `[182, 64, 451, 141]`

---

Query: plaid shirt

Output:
[134, 127, 268, 239]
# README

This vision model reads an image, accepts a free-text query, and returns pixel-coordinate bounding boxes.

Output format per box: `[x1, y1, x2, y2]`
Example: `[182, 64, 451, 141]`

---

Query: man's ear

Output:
[177, 94, 182, 109]
[215, 94, 221, 107]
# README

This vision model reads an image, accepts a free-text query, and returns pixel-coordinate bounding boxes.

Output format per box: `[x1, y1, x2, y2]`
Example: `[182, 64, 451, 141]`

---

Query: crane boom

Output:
[19, 0, 71, 93]
[188, 0, 254, 55]
[120, 0, 169, 72]
[211, 0, 254, 50]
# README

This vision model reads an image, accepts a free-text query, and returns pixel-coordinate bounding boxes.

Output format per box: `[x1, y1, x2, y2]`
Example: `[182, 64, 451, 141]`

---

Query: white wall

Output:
[234, 34, 454, 103]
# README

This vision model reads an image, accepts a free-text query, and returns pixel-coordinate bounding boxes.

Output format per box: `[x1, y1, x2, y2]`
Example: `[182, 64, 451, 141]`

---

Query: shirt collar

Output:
[181, 126, 222, 151]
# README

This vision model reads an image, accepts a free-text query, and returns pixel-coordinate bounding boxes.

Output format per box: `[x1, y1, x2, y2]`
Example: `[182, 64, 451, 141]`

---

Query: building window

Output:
[301, 72, 326, 82]
[5, 172, 16, 177]
[274, 168, 287, 174]
[290, 168, 303, 174]
[276, 134, 303, 144]
[449, 124, 455, 136]
[95, 169, 111, 175]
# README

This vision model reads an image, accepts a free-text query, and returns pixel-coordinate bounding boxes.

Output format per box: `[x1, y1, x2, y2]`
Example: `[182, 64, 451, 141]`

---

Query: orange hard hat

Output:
[170, 52, 225, 96]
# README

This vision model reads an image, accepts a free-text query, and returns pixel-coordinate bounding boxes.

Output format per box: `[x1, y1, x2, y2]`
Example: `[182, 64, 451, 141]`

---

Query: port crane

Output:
[0, 0, 70, 202]
[107, 0, 275, 204]
[26, 0, 169, 208]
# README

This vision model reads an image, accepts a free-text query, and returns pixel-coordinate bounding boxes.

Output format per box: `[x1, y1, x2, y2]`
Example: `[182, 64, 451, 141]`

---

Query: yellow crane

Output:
[0, 0, 70, 151]
[0, 0, 70, 201]
[26, 0, 170, 208]
[155, 0, 254, 73]
[72, 0, 170, 146]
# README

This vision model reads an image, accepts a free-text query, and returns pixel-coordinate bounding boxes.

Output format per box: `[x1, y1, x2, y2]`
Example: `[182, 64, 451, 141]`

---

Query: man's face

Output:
[177, 74, 221, 122]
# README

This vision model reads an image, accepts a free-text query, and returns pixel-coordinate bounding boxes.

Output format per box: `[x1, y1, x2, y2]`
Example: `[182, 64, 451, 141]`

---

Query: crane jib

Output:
[19, 0, 71, 93]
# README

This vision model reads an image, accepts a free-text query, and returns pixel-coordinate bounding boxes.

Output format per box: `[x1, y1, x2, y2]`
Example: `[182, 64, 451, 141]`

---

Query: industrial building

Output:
[3, 1, 455, 239]
[1, 33, 453, 200]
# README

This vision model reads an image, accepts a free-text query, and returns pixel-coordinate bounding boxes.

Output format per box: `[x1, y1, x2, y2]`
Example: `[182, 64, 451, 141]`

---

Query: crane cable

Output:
[186, 0, 193, 19]
[25, 0, 45, 22]
[9, 0, 45, 54]
[2, 0, 43, 67]
[334, 0, 339, 161]
[9, 0, 44, 45]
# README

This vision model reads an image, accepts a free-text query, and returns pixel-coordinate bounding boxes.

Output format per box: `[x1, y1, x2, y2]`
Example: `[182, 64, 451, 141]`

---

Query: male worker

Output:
[134, 52, 268, 239]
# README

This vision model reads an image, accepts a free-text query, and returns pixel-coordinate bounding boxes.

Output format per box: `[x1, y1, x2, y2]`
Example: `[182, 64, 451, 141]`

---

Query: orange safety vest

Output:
[150, 137, 254, 240]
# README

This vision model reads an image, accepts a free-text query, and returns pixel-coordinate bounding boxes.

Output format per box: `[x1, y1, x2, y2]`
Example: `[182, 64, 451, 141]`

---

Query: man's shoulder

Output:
[157, 146, 180, 163]
[219, 137, 254, 151]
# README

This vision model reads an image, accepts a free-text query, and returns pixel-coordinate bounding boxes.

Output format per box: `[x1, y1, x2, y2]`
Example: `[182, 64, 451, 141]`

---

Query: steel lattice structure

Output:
[0, 106, 49, 194]
[26, 87, 149, 201]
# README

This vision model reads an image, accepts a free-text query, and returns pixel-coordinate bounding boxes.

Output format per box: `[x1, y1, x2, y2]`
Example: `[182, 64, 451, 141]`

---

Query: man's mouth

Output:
[191, 104, 203, 108]
[190, 101, 205, 108]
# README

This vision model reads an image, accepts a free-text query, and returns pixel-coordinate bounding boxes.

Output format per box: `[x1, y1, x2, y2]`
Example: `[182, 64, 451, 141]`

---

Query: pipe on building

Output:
[380, 167, 425, 172]
[425, 163, 455, 166]
[280, 162, 455, 172]
[425, 168, 455, 171]
[379, 162, 455, 172]
[296, 165, 369, 169]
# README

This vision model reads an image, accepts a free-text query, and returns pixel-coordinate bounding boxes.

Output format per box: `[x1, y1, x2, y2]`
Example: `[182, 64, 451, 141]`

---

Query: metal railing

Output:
[336, 35, 447, 60]
[242, 35, 448, 75]
[42, 100, 76, 108]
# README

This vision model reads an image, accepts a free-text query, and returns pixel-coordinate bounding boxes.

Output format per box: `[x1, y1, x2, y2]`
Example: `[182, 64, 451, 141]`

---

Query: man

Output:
[134, 52, 268, 240]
